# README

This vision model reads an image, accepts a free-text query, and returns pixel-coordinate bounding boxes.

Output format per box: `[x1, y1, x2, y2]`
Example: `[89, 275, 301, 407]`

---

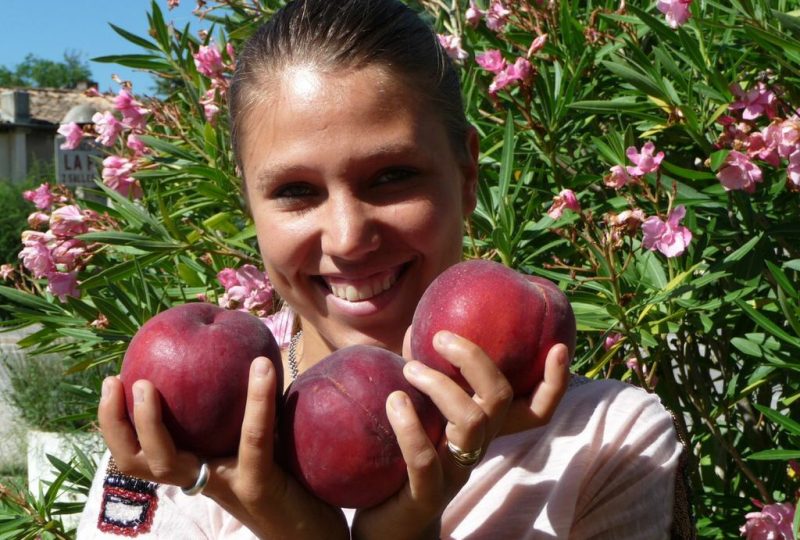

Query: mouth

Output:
[318, 263, 410, 303]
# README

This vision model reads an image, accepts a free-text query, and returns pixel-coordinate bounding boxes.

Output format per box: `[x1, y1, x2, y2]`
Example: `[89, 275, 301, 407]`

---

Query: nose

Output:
[321, 192, 380, 260]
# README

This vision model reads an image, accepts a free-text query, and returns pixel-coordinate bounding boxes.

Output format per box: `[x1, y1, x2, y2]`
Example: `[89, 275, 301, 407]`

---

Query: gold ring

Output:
[181, 462, 209, 496]
[446, 440, 482, 468]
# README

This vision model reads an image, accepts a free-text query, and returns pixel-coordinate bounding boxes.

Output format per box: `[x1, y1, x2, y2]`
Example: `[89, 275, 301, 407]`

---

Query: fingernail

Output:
[388, 392, 408, 412]
[405, 361, 427, 378]
[133, 383, 144, 404]
[254, 357, 270, 378]
[435, 331, 455, 348]
[101, 378, 112, 400]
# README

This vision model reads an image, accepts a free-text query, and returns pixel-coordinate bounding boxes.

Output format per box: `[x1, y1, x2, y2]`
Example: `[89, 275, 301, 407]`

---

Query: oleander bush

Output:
[0, 0, 799, 537]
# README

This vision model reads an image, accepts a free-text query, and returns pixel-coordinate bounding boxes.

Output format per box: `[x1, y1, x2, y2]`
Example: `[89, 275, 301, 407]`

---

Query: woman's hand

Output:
[98, 357, 349, 540]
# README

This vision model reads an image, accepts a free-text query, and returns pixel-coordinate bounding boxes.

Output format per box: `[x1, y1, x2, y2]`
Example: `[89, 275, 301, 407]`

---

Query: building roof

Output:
[0, 87, 114, 126]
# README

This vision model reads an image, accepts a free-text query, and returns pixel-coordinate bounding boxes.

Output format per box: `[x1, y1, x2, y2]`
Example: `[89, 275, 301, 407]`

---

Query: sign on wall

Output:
[54, 136, 102, 190]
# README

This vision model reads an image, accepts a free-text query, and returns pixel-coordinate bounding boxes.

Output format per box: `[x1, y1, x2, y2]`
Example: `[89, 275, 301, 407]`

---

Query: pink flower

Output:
[90, 313, 109, 329]
[626, 142, 665, 176]
[199, 89, 220, 123]
[476, 50, 507, 74]
[127, 133, 149, 156]
[23, 183, 54, 211]
[486, 0, 511, 31]
[625, 357, 639, 370]
[57, 122, 83, 150]
[746, 124, 781, 167]
[489, 57, 532, 95]
[217, 264, 274, 315]
[527, 34, 548, 57]
[642, 205, 692, 257]
[50, 205, 90, 237]
[92, 111, 124, 147]
[261, 306, 296, 348]
[739, 502, 795, 540]
[788, 149, 800, 189]
[605, 164, 633, 188]
[656, 0, 692, 28]
[114, 88, 149, 131]
[465, 0, 483, 27]
[730, 83, 777, 121]
[547, 189, 581, 219]
[717, 150, 763, 193]
[438, 34, 469, 62]
[168, 0, 180, 9]
[18, 240, 55, 278]
[51, 238, 87, 271]
[604, 333, 623, 351]
[0, 264, 14, 281]
[194, 44, 224, 79]
[102, 156, 142, 199]
[47, 271, 80, 302]
[778, 116, 800, 158]
[27, 212, 50, 229]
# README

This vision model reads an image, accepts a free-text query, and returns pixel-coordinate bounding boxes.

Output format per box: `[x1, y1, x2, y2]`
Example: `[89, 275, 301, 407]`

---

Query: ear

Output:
[460, 126, 480, 217]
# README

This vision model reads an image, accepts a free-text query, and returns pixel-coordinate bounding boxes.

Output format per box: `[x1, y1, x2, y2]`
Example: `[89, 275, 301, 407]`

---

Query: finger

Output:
[385, 391, 442, 505]
[402, 325, 413, 359]
[433, 331, 513, 425]
[236, 357, 277, 480]
[98, 376, 142, 471]
[501, 343, 570, 435]
[131, 380, 198, 486]
[403, 361, 486, 455]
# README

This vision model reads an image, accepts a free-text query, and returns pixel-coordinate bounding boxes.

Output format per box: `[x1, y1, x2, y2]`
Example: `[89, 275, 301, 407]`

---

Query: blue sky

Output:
[0, 0, 209, 95]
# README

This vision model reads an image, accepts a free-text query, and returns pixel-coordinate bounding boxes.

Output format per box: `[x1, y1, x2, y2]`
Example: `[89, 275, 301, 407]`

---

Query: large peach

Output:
[278, 345, 444, 509]
[120, 303, 282, 458]
[410, 259, 575, 396]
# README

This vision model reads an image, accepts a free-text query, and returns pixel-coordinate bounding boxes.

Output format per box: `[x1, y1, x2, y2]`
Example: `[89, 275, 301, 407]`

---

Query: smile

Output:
[321, 265, 405, 302]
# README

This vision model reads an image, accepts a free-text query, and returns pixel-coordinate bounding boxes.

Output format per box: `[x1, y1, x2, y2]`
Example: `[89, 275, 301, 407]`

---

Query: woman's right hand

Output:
[98, 356, 349, 540]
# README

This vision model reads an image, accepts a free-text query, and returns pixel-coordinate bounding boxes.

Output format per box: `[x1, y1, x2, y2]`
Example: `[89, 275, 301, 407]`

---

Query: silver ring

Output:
[181, 461, 209, 496]
[446, 440, 482, 468]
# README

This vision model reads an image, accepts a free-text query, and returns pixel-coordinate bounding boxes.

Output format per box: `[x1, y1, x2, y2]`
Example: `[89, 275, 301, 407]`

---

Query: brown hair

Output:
[228, 0, 469, 175]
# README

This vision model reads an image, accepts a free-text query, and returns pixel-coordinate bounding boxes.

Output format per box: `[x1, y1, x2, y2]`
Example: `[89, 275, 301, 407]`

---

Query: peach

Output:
[410, 259, 575, 396]
[120, 303, 282, 458]
[278, 345, 444, 508]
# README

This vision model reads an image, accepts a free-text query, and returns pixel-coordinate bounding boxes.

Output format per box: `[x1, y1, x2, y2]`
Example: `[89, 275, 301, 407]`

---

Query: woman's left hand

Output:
[351, 329, 570, 539]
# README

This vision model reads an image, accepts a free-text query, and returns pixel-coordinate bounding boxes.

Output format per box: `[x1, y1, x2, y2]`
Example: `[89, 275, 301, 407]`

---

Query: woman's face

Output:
[241, 64, 478, 362]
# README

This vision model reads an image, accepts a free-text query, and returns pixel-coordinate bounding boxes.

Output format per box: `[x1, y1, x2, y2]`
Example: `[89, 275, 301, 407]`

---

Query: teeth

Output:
[328, 271, 398, 302]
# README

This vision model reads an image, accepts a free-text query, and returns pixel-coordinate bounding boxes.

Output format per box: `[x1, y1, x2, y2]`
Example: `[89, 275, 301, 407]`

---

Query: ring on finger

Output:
[181, 461, 210, 496]
[446, 440, 482, 468]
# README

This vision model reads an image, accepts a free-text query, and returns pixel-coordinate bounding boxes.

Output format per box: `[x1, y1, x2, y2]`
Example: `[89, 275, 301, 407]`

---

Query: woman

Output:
[78, 0, 683, 538]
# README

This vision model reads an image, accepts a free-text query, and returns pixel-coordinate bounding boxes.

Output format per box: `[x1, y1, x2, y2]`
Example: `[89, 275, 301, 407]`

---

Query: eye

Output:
[373, 168, 417, 186]
[272, 182, 316, 199]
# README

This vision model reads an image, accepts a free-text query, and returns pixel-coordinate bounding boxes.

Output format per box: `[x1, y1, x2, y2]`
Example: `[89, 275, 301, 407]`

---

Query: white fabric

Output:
[77, 378, 681, 539]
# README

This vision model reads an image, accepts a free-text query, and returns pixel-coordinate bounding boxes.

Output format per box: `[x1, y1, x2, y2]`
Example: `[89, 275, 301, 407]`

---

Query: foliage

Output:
[0, 51, 93, 89]
[0, 0, 799, 538]
[0, 182, 33, 275]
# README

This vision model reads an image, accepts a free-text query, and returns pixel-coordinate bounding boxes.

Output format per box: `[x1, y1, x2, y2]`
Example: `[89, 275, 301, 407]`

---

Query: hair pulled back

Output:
[229, 0, 469, 172]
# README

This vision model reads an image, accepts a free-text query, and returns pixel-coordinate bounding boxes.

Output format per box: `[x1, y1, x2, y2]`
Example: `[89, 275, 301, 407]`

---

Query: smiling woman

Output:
[76, 0, 684, 538]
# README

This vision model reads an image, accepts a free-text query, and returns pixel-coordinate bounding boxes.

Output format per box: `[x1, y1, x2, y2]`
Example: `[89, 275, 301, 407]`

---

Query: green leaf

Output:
[708, 149, 730, 172]
[137, 135, 197, 161]
[601, 60, 667, 101]
[90, 54, 172, 72]
[723, 234, 762, 264]
[79, 231, 182, 251]
[109, 23, 160, 51]
[747, 449, 800, 460]
[753, 403, 800, 435]
[736, 300, 800, 349]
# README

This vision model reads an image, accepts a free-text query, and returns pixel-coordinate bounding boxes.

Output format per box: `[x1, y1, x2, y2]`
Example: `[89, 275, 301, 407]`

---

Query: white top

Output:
[77, 378, 682, 539]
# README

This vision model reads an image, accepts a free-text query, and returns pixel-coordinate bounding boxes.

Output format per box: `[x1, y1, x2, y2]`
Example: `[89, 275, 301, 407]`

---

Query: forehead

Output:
[239, 64, 450, 178]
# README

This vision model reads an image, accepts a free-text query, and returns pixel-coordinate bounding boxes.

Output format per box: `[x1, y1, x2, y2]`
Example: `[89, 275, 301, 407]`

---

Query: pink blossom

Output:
[50, 205, 90, 237]
[476, 50, 507, 74]
[199, 89, 220, 123]
[90, 313, 109, 329]
[625, 357, 639, 370]
[604, 333, 623, 351]
[114, 88, 149, 131]
[102, 156, 142, 199]
[547, 189, 581, 219]
[194, 44, 224, 79]
[465, 0, 483, 27]
[51, 238, 87, 271]
[746, 124, 781, 167]
[605, 164, 633, 188]
[788, 149, 800, 189]
[739, 502, 795, 540]
[717, 150, 763, 193]
[23, 183, 55, 211]
[527, 34, 548, 57]
[609, 208, 647, 242]
[218, 264, 274, 315]
[0, 264, 14, 281]
[47, 271, 80, 302]
[261, 306, 296, 348]
[486, 0, 511, 31]
[217, 268, 239, 289]
[92, 111, 124, 147]
[127, 133, 149, 156]
[489, 57, 532, 95]
[730, 83, 777, 121]
[656, 0, 692, 28]
[642, 205, 693, 258]
[778, 116, 800, 158]
[168, 0, 180, 9]
[226, 43, 236, 65]
[27, 212, 50, 229]
[626, 142, 665, 176]
[57, 122, 83, 150]
[438, 34, 469, 62]
[18, 241, 55, 278]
